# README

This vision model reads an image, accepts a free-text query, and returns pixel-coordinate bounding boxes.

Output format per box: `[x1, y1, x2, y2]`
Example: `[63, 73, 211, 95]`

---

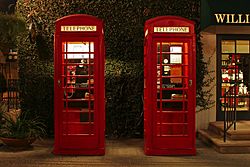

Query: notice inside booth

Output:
[144, 16, 196, 155]
[53, 14, 105, 155]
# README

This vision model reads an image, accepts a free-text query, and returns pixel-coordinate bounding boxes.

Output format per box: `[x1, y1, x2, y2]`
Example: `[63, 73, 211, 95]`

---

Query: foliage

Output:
[106, 59, 144, 137]
[0, 102, 8, 129]
[196, 45, 215, 111]
[0, 109, 46, 139]
[16, 0, 212, 138]
[0, 101, 7, 113]
[18, 43, 54, 135]
[0, 13, 25, 52]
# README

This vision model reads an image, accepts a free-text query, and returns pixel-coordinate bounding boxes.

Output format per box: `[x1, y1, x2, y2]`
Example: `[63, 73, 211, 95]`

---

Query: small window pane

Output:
[64, 42, 95, 59]
[236, 40, 249, 53]
[222, 40, 235, 53]
[221, 54, 229, 66]
[157, 43, 160, 52]
[162, 42, 169, 52]
[222, 54, 229, 61]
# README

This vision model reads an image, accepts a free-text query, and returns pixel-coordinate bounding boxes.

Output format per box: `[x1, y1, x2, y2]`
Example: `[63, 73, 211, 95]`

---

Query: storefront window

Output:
[220, 39, 249, 112]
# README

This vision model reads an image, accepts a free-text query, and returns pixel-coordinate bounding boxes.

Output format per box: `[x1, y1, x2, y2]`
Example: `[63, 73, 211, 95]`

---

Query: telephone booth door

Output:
[144, 16, 196, 155]
[53, 14, 105, 155]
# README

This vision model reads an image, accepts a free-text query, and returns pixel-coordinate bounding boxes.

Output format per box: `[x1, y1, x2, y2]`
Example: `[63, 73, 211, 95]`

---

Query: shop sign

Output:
[61, 26, 97, 32]
[215, 14, 250, 24]
[154, 27, 189, 33]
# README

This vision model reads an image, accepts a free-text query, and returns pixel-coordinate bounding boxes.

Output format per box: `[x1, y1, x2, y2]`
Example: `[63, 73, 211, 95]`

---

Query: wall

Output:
[196, 31, 217, 130]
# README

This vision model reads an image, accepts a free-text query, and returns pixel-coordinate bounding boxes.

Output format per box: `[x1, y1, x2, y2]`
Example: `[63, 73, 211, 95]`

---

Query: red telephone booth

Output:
[53, 14, 105, 155]
[144, 16, 196, 155]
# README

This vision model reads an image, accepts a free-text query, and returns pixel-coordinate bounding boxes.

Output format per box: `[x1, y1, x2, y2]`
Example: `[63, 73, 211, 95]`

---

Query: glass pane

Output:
[162, 53, 170, 64]
[90, 42, 94, 52]
[170, 44, 182, 64]
[64, 42, 94, 59]
[236, 40, 249, 53]
[162, 42, 169, 52]
[222, 54, 230, 66]
[222, 54, 230, 61]
[170, 46, 182, 53]
[222, 40, 235, 53]
[157, 42, 160, 52]
[237, 97, 249, 111]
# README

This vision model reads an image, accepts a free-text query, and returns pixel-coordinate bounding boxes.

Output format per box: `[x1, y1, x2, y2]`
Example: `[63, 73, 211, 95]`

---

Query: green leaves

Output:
[0, 14, 25, 52]
[106, 59, 143, 137]
[0, 110, 46, 139]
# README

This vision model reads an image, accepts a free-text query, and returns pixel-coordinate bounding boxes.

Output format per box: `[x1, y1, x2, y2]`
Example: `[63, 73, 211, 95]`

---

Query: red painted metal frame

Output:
[53, 14, 105, 155]
[144, 16, 196, 155]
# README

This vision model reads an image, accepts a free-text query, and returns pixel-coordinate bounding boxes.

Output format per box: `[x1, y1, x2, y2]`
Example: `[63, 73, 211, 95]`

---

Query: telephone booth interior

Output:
[53, 14, 105, 155]
[144, 16, 196, 155]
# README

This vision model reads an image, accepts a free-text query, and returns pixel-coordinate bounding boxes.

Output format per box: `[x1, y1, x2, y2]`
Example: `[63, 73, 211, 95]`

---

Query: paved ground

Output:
[0, 138, 250, 167]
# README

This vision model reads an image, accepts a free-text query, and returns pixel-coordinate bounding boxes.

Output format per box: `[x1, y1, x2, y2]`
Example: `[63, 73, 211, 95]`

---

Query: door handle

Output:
[58, 79, 61, 87]
[189, 80, 192, 87]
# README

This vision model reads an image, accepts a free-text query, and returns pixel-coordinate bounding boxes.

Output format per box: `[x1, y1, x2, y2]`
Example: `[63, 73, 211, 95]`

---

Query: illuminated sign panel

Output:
[61, 26, 97, 32]
[154, 27, 189, 33]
